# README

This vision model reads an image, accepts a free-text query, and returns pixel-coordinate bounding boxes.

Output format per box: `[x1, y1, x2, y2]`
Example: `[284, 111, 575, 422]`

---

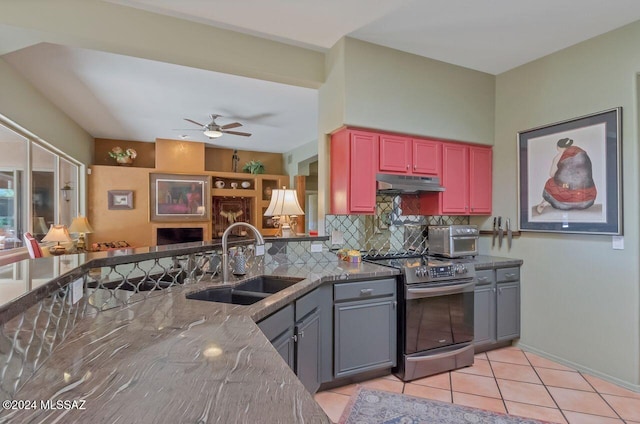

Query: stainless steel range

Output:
[365, 255, 476, 381]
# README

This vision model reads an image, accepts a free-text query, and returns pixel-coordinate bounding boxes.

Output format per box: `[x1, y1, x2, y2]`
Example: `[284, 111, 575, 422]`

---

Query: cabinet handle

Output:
[292, 334, 298, 342]
[478, 277, 488, 282]
[505, 273, 517, 278]
[299, 330, 305, 339]
[492, 288, 496, 293]
[406, 164, 409, 170]
[498, 288, 503, 294]
[393, 301, 397, 309]
[360, 288, 374, 296]
[413, 165, 416, 169]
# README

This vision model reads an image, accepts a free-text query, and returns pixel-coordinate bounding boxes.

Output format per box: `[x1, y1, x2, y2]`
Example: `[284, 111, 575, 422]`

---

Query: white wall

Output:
[491, 21, 640, 389]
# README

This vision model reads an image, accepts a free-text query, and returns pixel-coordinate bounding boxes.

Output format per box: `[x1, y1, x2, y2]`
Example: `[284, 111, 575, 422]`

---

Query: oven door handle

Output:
[406, 281, 475, 299]
[406, 343, 474, 362]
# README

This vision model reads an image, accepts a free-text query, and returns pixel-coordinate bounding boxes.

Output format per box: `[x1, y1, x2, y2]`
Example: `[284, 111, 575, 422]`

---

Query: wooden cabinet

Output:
[330, 129, 377, 214]
[333, 278, 397, 378]
[421, 144, 492, 215]
[474, 266, 520, 352]
[210, 171, 287, 237]
[378, 136, 441, 176]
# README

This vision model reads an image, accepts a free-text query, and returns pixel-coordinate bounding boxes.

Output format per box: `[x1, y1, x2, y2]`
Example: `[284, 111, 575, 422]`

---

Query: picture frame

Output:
[517, 107, 622, 235]
[108, 190, 134, 210]
[150, 173, 210, 222]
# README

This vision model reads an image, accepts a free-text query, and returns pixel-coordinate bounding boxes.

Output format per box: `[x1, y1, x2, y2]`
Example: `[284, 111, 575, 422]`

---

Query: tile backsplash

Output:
[325, 193, 468, 256]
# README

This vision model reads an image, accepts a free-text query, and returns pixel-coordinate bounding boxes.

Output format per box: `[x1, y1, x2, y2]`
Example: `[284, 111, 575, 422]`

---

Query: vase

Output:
[117, 156, 133, 166]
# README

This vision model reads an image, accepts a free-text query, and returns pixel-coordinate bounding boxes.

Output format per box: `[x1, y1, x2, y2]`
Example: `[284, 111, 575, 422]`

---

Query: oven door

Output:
[404, 280, 474, 355]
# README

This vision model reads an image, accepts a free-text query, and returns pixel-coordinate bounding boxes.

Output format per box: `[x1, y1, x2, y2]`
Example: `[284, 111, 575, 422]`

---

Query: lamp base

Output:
[49, 245, 67, 256]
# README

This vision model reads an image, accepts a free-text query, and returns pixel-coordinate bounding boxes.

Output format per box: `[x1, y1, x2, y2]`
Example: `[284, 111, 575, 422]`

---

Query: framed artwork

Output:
[150, 173, 210, 222]
[108, 190, 134, 210]
[518, 107, 622, 235]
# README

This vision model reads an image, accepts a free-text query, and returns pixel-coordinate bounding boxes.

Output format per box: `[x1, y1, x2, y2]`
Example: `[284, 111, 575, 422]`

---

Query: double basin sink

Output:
[186, 275, 304, 305]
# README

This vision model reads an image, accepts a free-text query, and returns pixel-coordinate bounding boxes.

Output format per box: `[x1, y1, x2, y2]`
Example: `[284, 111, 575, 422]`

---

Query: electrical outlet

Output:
[310, 243, 323, 253]
[331, 230, 344, 245]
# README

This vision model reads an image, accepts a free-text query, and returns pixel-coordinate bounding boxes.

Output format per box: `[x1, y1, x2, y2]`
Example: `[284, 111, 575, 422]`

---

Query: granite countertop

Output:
[455, 255, 524, 270]
[1, 259, 398, 423]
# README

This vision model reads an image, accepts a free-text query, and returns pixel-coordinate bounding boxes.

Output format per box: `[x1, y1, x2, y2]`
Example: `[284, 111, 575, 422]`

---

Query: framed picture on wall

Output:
[150, 173, 210, 222]
[517, 107, 622, 235]
[108, 190, 134, 210]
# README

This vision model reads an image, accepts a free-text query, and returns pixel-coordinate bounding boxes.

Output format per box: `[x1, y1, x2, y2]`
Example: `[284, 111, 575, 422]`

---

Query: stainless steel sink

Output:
[234, 276, 304, 294]
[185, 275, 304, 305]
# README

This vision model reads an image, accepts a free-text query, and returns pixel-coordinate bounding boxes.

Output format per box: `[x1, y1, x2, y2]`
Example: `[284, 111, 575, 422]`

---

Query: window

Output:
[0, 122, 81, 254]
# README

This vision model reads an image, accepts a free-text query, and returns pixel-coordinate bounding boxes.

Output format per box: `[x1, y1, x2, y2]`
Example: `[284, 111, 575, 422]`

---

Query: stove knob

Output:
[455, 264, 468, 274]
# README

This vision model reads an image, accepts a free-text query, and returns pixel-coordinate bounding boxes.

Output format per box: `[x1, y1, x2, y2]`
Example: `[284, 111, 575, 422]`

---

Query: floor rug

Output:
[339, 387, 550, 424]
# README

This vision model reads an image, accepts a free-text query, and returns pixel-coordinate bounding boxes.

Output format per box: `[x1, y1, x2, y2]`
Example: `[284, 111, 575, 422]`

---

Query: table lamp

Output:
[42, 225, 72, 255]
[68, 215, 94, 252]
[264, 187, 305, 237]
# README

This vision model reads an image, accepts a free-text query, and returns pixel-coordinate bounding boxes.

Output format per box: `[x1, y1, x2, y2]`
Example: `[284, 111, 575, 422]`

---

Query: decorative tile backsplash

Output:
[325, 193, 469, 256]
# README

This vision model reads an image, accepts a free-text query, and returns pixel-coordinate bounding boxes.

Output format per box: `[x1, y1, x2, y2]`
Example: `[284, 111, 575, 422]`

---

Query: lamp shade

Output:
[68, 216, 94, 234]
[42, 225, 72, 243]
[264, 189, 304, 217]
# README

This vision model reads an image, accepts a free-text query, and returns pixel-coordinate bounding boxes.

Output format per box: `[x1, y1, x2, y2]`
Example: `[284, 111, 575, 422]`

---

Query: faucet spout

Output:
[221, 222, 265, 283]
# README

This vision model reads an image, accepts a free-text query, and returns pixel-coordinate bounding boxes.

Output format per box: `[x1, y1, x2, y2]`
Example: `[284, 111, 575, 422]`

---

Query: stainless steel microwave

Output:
[428, 225, 479, 258]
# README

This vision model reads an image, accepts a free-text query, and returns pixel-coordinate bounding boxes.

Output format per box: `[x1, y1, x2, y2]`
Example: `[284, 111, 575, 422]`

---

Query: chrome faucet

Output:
[221, 222, 265, 283]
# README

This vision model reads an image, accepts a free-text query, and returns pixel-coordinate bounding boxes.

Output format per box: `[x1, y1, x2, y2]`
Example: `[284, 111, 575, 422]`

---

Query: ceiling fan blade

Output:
[223, 130, 252, 137]
[184, 118, 205, 127]
[220, 122, 242, 130]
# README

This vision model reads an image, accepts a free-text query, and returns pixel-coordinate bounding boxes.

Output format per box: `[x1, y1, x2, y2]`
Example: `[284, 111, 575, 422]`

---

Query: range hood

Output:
[376, 173, 445, 193]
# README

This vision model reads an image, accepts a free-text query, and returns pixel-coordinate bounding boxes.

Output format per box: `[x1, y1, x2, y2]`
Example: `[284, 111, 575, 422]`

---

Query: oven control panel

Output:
[413, 264, 471, 280]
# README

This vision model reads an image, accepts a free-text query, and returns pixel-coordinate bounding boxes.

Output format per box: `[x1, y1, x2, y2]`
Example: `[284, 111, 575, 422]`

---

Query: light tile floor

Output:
[314, 346, 640, 423]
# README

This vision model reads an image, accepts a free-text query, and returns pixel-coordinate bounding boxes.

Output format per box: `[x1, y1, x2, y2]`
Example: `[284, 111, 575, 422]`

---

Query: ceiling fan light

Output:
[203, 129, 223, 138]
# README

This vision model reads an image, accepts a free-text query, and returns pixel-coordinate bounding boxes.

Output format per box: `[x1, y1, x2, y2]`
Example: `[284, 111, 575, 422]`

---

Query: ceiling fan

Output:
[184, 114, 252, 139]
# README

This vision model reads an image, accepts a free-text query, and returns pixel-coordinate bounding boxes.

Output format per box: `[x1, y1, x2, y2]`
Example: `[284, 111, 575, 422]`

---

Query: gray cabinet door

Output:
[258, 304, 295, 369]
[295, 309, 321, 393]
[496, 282, 520, 341]
[334, 298, 396, 378]
[474, 284, 495, 345]
[271, 327, 295, 369]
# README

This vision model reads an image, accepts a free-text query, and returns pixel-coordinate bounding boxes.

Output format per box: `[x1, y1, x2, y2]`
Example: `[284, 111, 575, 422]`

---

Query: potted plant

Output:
[108, 146, 137, 166]
[242, 160, 265, 174]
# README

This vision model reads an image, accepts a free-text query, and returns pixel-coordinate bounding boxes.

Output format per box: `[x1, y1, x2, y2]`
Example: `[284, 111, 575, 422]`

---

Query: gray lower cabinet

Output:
[257, 284, 331, 394]
[334, 278, 397, 378]
[474, 266, 520, 350]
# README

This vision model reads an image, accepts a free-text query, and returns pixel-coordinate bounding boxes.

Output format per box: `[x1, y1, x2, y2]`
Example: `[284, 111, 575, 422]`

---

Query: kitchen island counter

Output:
[0, 256, 397, 423]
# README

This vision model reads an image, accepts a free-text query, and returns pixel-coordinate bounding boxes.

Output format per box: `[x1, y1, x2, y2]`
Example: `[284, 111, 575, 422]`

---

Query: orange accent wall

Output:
[155, 138, 205, 172]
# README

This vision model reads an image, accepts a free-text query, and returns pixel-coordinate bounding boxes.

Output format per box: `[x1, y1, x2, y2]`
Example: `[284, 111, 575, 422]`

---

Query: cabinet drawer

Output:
[475, 269, 495, 286]
[257, 304, 294, 342]
[496, 267, 520, 283]
[334, 278, 396, 302]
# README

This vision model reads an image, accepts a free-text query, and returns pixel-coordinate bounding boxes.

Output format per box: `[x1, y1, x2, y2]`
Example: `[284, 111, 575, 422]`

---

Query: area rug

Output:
[339, 387, 550, 424]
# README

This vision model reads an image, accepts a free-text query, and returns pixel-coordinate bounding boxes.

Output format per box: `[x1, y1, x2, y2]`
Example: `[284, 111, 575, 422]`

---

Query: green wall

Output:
[343, 38, 495, 145]
[492, 21, 640, 388]
[0, 58, 93, 164]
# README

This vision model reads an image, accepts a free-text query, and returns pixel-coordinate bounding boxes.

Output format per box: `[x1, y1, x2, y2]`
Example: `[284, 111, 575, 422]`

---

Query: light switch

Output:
[255, 245, 265, 256]
[612, 236, 624, 250]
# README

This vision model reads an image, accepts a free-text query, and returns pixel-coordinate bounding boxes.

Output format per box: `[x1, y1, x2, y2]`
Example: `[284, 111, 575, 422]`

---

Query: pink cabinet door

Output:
[349, 131, 377, 213]
[441, 143, 469, 214]
[379, 135, 411, 173]
[469, 146, 492, 214]
[412, 139, 441, 176]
